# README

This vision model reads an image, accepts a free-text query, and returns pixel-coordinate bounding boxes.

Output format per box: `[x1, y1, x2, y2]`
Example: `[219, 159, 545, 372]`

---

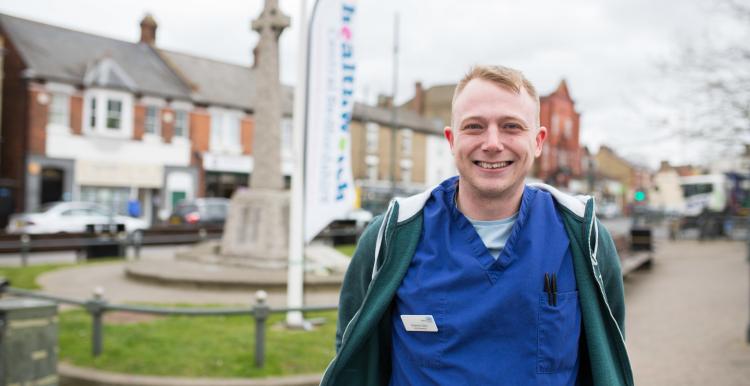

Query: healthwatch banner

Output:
[304, 0, 358, 242]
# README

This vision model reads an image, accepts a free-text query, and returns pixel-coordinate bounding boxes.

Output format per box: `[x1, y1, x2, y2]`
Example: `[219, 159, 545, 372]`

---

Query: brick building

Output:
[349, 101, 452, 213]
[536, 80, 582, 186]
[0, 13, 198, 225]
[0, 13, 454, 224]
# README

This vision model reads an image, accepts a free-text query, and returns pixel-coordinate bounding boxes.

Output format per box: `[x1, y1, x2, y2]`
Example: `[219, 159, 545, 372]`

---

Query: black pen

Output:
[551, 273, 557, 306]
[544, 273, 552, 305]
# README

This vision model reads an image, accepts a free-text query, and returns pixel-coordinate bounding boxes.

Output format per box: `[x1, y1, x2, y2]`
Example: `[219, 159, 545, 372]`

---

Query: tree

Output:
[666, 0, 750, 150]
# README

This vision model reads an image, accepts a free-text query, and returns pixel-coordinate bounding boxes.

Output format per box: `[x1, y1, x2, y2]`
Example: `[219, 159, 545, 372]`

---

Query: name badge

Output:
[400, 314, 438, 332]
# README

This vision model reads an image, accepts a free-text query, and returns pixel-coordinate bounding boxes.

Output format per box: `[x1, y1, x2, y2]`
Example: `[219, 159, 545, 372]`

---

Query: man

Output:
[320, 65, 633, 385]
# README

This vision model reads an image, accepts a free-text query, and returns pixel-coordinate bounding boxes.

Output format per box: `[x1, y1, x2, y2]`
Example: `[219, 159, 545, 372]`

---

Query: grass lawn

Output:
[59, 308, 337, 377]
[0, 263, 69, 289]
[2, 256, 344, 377]
[334, 244, 356, 257]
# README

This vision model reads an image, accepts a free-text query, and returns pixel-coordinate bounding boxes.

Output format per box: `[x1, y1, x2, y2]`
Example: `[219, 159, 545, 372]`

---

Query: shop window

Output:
[205, 172, 248, 198]
[80, 186, 130, 215]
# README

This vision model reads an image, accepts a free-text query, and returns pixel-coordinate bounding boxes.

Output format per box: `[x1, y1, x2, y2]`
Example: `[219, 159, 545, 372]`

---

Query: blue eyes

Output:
[462, 123, 524, 131]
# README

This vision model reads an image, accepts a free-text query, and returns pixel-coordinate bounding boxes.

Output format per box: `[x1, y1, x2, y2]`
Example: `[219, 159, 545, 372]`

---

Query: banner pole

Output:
[287, 0, 312, 327]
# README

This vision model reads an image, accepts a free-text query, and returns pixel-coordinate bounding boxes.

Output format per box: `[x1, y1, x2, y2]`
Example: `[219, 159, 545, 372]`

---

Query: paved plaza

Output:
[3, 237, 750, 383]
[626, 239, 750, 385]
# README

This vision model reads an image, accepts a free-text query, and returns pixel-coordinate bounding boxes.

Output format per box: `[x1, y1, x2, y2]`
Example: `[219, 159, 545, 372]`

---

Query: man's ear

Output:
[534, 126, 547, 157]
[444, 126, 455, 151]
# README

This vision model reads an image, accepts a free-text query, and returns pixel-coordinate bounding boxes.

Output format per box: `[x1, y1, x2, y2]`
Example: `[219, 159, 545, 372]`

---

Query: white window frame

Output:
[365, 154, 379, 181]
[173, 110, 189, 138]
[208, 107, 243, 155]
[49, 93, 70, 127]
[106, 99, 123, 130]
[144, 105, 161, 135]
[89, 97, 97, 129]
[169, 101, 193, 141]
[400, 158, 413, 184]
[141, 96, 167, 142]
[82, 88, 134, 138]
[45, 83, 75, 133]
[366, 122, 379, 154]
[400, 128, 413, 157]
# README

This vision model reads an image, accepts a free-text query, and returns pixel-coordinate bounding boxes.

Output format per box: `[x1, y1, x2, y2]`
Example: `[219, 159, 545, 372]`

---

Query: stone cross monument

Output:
[220, 0, 291, 267]
[249, 0, 289, 190]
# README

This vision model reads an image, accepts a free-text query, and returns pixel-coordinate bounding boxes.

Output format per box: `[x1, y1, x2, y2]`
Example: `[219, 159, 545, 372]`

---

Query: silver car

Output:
[6, 201, 148, 235]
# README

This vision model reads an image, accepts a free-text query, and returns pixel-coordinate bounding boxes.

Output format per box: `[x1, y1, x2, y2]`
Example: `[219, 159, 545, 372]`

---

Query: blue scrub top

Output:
[390, 177, 581, 386]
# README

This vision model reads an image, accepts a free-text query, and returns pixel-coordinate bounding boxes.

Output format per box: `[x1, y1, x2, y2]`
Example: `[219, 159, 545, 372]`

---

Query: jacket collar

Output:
[393, 178, 591, 223]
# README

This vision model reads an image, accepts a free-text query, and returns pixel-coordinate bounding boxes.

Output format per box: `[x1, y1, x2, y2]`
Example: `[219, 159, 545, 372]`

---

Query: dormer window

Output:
[89, 98, 97, 128]
[107, 99, 123, 130]
[83, 89, 133, 138]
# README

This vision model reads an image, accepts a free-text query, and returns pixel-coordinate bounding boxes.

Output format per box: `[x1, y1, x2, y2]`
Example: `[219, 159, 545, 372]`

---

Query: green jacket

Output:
[320, 184, 634, 386]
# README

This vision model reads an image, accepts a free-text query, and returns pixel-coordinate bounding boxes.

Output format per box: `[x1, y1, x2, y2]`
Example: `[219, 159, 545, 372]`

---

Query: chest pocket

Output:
[396, 295, 448, 369]
[537, 290, 581, 373]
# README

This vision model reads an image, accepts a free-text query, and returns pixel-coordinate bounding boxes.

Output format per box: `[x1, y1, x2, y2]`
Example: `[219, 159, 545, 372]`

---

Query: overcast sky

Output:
[0, 0, 725, 168]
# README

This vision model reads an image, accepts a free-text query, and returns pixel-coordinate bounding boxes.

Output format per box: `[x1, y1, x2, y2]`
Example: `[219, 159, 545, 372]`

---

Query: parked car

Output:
[168, 198, 229, 225]
[6, 201, 148, 235]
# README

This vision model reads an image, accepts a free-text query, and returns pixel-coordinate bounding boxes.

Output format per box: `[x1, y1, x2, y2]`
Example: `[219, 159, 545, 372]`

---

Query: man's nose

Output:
[481, 127, 504, 152]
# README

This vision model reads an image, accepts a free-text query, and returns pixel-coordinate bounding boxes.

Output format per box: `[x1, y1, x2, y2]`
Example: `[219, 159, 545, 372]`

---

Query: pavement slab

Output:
[37, 259, 341, 307]
[625, 240, 750, 386]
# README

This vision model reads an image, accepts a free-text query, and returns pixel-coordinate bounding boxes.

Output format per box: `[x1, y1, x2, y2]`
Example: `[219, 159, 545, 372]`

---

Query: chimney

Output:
[140, 14, 158, 45]
[412, 81, 424, 115]
[377, 94, 393, 108]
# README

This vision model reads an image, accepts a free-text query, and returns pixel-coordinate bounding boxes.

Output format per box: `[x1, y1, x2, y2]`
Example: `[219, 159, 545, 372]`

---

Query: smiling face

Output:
[445, 78, 547, 207]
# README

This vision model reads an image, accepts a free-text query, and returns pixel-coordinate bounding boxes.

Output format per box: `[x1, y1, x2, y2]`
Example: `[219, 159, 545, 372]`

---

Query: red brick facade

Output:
[70, 94, 83, 135]
[133, 104, 145, 140]
[0, 36, 29, 211]
[190, 108, 210, 153]
[27, 85, 47, 156]
[536, 80, 582, 186]
[189, 108, 211, 196]
[161, 107, 174, 143]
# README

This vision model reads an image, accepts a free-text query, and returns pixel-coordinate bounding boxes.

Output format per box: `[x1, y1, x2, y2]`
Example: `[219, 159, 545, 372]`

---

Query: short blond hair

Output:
[451, 65, 540, 127]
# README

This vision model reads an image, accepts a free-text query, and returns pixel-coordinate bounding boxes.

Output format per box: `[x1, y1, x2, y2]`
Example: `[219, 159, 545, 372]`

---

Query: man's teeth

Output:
[476, 161, 511, 169]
